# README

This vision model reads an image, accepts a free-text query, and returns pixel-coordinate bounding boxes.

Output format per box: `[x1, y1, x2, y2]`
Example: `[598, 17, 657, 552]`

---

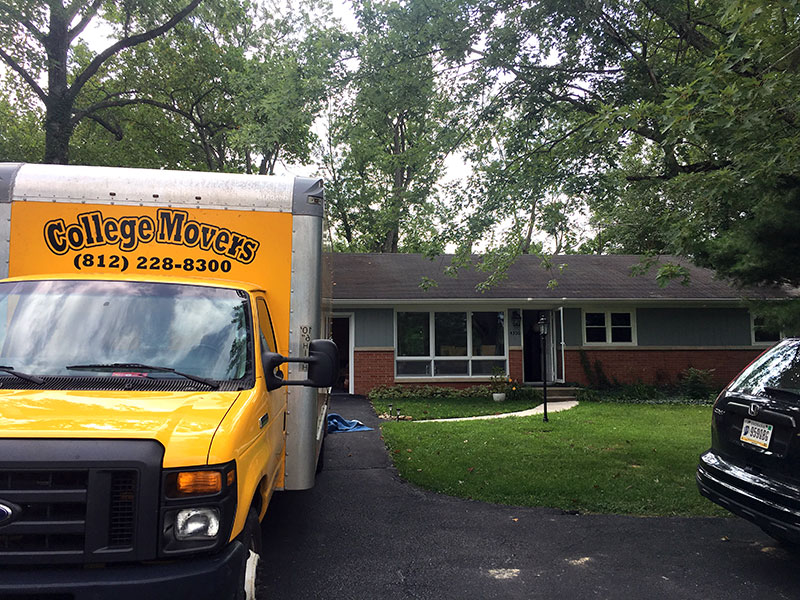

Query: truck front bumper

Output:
[0, 539, 247, 600]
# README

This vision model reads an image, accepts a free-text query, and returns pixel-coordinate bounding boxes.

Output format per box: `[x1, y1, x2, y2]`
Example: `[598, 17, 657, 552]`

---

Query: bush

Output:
[679, 367, 718, 401]
[576, 380, 716, 405]
[368, 384, 494, 403]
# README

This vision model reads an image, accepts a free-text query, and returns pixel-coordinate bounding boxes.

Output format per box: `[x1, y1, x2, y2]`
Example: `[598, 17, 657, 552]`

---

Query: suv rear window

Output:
[729, 339, 800, 399]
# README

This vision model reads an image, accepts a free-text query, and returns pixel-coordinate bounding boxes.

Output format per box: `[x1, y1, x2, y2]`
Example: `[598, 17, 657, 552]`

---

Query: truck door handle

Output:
[259, 413, 269, 428]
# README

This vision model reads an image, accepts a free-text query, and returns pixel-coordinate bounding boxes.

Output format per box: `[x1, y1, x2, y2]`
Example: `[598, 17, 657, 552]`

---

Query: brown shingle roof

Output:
[330, 253, 786, 301]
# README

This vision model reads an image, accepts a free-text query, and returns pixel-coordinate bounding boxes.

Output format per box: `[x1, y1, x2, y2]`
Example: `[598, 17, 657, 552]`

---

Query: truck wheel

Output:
[237, 508, 263, 600]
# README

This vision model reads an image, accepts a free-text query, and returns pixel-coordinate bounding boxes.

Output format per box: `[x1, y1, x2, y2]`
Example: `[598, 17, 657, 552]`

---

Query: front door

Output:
[523, 310, 546, 383]
[330, 315, 352, 394]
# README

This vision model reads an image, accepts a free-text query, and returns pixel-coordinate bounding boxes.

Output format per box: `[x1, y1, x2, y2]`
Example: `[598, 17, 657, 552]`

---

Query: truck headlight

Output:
[175, 507, 220, 540]
[160, 461, 237, 556]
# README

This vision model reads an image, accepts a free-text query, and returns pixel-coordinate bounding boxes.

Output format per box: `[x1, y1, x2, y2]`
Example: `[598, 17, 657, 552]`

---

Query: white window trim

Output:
[581, 308, 638, 346]
[394, 308, 509, 378]
[751, 313, 782, 347]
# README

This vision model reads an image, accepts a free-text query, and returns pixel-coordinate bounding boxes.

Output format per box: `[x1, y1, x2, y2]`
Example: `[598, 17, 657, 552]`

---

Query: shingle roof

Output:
[330, 253, 786, 302]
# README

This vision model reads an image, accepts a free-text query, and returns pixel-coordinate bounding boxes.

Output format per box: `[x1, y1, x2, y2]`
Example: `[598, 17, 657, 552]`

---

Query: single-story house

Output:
[328, 253, 787, 396]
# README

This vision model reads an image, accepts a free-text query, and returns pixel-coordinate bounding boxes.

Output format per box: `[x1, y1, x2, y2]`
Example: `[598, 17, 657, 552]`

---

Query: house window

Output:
[396, 312, 431, 376]
[583, 310, 635, 345]
[753, 315, 781, 344]
[395, 310, 506, 377]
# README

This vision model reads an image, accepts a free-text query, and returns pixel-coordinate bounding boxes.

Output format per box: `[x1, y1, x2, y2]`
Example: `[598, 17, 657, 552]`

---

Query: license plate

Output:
[741, 418, 773, 449]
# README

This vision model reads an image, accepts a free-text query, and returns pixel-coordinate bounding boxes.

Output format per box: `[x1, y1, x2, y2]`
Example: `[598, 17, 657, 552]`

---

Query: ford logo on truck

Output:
[0, 501, 18, 526]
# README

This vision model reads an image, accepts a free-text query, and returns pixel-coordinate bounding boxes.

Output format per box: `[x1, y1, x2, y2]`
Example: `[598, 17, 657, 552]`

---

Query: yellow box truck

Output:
[0, 163, 336, 599]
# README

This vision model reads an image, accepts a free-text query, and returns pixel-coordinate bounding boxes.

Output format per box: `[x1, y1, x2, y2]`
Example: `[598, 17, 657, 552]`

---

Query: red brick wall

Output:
[509, 349, 523, 381]
[564, 348, 764, 388]
[353, 350, 395, 396]
[353, 347, 764, 395]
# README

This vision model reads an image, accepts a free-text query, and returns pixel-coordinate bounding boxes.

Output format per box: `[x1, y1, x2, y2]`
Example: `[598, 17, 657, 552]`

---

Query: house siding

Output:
[353, 308, 394, 347]
[636, 307, 751, 346]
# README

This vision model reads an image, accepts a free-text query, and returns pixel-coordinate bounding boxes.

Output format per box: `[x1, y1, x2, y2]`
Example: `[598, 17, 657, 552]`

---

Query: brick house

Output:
[329, 253, 786, 396]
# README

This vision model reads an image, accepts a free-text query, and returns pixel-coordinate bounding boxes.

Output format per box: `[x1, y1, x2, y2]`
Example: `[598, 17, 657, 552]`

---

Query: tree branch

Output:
[69, 0, 203, 100]
[85, 112, 123, 140]
[625, 159, 732, 181]
[0, 47, 47, 101]
[67, 0, 105, 42]
[641, 0, 716, 54]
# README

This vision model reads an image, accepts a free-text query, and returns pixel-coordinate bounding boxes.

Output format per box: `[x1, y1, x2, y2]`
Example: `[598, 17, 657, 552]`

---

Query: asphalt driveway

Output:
[259, 394, 800, 599]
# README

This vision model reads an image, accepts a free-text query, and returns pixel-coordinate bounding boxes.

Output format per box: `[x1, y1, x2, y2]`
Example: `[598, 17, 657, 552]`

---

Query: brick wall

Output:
[509, 348, 523, 381]
[565, 348, 764, 388]
[352, 350, 395, 396]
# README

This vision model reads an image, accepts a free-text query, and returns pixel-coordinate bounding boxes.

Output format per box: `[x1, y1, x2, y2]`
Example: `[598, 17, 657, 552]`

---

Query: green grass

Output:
[381, 402, 727, 517]
[371, 394, 539, 420]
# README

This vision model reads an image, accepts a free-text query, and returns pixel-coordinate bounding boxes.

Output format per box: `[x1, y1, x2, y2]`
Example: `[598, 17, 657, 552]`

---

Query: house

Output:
[328, 253, 786, 396]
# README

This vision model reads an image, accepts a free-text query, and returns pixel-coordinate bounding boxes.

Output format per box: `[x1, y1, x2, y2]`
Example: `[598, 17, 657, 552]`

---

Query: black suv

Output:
[697, 338, 800, 543]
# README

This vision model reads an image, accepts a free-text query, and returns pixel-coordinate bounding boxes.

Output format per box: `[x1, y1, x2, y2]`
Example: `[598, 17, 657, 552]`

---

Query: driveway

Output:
[259, 394, 800, 599]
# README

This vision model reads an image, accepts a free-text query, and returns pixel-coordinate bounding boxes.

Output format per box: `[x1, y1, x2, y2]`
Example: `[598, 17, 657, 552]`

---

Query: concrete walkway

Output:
[415, 400, 579, 422]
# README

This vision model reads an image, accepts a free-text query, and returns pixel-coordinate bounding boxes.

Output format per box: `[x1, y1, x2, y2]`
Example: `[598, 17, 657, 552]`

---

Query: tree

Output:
[430, 0, 800, 303]
[0, 0, 204, 164]
[322, 0, 468, 253]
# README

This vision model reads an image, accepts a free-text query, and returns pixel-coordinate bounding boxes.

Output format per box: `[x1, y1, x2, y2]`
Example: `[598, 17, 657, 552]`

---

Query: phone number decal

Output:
[73, 253, 232, 273]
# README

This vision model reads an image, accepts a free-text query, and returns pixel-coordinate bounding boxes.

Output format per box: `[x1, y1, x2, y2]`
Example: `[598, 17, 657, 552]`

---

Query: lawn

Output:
[381, 402, 727, 517]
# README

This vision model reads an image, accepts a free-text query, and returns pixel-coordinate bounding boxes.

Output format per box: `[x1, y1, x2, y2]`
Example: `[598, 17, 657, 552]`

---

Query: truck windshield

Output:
[0, 280, 252, 382]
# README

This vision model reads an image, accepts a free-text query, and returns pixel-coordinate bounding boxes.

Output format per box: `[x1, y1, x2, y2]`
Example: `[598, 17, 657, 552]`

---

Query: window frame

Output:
[581, 308, 637, 346]
[394, 308, 509, 378]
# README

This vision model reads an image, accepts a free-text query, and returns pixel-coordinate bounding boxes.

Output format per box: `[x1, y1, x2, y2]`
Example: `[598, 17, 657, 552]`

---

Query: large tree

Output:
[0, 0, 204, 164]
[322, 0, 470, 253]
[438, 0, 800, 298]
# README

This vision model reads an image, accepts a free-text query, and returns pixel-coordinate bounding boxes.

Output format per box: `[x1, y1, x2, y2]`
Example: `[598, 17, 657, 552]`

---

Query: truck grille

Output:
[0, 440, 162, 565]
[0, 469, 140, 556]
[109, 471, 137, 547]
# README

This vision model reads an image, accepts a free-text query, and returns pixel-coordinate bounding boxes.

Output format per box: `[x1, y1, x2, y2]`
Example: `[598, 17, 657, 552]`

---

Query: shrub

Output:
[367, 384, 494, 403]
[679, 367, 718, 400]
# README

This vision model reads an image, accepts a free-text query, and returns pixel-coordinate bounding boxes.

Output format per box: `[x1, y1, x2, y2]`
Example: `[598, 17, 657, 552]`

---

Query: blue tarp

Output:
[327, 413, 373, 434]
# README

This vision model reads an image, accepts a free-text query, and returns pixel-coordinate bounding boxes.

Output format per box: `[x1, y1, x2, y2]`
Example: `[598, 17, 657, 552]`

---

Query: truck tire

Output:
[237, 508, 263, 600]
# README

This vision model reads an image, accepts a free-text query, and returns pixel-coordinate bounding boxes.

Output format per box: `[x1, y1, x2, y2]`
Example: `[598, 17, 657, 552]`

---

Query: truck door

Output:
[254, 295, 286, 484]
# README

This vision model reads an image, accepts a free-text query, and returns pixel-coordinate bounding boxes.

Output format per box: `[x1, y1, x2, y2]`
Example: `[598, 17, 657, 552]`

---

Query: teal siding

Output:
[563, 308, 582, 346]
[353, 308, 394, 347]
[637, 308, 751, 346]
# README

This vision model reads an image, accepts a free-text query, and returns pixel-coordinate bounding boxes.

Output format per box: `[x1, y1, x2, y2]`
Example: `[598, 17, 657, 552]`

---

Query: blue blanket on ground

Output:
[327, 413, 373, 433]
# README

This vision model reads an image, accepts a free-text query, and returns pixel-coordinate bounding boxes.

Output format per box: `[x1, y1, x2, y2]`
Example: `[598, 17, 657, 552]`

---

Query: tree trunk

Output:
[44, 97, 74, 164]
[43, 4, 72, 164]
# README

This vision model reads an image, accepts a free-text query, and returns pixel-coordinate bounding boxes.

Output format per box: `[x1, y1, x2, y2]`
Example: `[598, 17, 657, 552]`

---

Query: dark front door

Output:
[523, 310, 545, 383]
[330, 316, 350, 393]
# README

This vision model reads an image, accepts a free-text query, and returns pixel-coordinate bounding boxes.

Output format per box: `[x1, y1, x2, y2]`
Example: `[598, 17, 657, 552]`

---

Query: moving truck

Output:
[0, 163, 336, 599]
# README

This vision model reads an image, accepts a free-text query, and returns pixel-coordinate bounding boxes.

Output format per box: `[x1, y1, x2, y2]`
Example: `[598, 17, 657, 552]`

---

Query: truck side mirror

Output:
[263, 339, 339, 392]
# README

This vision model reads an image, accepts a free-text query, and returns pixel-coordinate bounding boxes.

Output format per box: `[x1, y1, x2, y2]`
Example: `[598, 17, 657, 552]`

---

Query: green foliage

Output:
[369, 384, 494, 403]
[322, 0, 467, 254]
[678, 368, 718, 401]
[382, 403, 725, 516]
[368, 384, 542, 420]
[0, 88, 43, 161]
[575, 376, 719, 406]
